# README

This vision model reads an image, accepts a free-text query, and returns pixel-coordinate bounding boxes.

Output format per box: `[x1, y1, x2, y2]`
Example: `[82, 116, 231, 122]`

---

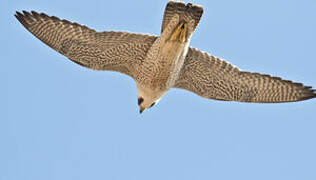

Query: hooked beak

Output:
[139, 107, 145, 114]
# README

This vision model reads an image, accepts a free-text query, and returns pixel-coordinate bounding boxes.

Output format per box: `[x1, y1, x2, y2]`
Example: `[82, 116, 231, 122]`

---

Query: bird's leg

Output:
[169, 22, 187, 43]
[179, 23, 187, 43]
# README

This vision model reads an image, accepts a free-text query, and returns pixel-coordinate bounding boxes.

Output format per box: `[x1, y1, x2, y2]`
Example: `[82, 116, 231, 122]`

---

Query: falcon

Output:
[15, 1, 315, 113]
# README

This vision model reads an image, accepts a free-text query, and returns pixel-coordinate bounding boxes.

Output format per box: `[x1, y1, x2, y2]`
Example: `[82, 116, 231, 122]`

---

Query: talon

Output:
[179, 23, 187, 43]
[169, 23, 187, 42]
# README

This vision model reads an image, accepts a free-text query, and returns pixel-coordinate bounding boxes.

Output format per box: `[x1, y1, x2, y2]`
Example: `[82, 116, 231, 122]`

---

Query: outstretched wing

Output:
[15, 11, 157, 79]
[174, 48, 316, 103]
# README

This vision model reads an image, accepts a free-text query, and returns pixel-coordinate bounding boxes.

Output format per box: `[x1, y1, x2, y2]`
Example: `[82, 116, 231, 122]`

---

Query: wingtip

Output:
[15, 11, 20, 16]
[15, 10, 41, 28]
[298, 87, 316, 101]
[14, 11, 24, 19]
[21, 10, 32, 19]
[14, 10, 29, 27]
[22, 10, 30, 15]
[311, 88, 316, 98]
[30, 11, 40, 18]
[15, 11, 25, 22]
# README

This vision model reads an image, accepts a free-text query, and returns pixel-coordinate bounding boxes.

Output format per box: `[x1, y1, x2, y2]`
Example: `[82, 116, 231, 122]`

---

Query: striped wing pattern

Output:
[161, 1, 203, 33]
[15, 11, 156, 78]
[175, 48, 316, 103]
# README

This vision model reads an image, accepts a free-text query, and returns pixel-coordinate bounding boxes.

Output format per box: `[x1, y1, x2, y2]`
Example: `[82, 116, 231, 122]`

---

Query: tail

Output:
[161, 1, 203, 33]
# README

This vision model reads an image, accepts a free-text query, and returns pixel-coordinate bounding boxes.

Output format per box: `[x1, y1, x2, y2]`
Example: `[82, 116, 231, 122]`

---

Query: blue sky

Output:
[2, 0, 316, 179]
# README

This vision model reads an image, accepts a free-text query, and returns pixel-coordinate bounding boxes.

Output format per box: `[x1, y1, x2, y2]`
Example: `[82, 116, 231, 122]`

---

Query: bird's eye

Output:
[150, 102, 156, 108]
[138, 97, 144, 105]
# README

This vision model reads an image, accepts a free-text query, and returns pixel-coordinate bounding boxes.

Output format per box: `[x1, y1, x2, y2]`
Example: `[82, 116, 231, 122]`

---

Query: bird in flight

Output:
[15, 1, 315, 113]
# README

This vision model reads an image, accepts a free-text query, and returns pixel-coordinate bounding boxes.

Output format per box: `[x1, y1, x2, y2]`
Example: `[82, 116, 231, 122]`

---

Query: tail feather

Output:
[161, 1, 203, 33]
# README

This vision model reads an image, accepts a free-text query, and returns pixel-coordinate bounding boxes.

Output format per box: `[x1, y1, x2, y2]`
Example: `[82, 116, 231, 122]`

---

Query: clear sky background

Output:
[2, 0, 316, 179]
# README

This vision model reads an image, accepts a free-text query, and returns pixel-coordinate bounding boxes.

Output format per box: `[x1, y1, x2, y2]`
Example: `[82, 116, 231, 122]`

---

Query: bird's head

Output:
[137, 85, 166, 114]
[137, 96, 158, 114]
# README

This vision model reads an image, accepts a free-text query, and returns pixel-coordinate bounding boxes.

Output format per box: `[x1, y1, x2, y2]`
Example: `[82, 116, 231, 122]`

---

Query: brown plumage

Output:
[15, 1, 315, 113]
[15, 10, 156, 78]
[161, 1, 203, 33]
[175, 48, 316, 102]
